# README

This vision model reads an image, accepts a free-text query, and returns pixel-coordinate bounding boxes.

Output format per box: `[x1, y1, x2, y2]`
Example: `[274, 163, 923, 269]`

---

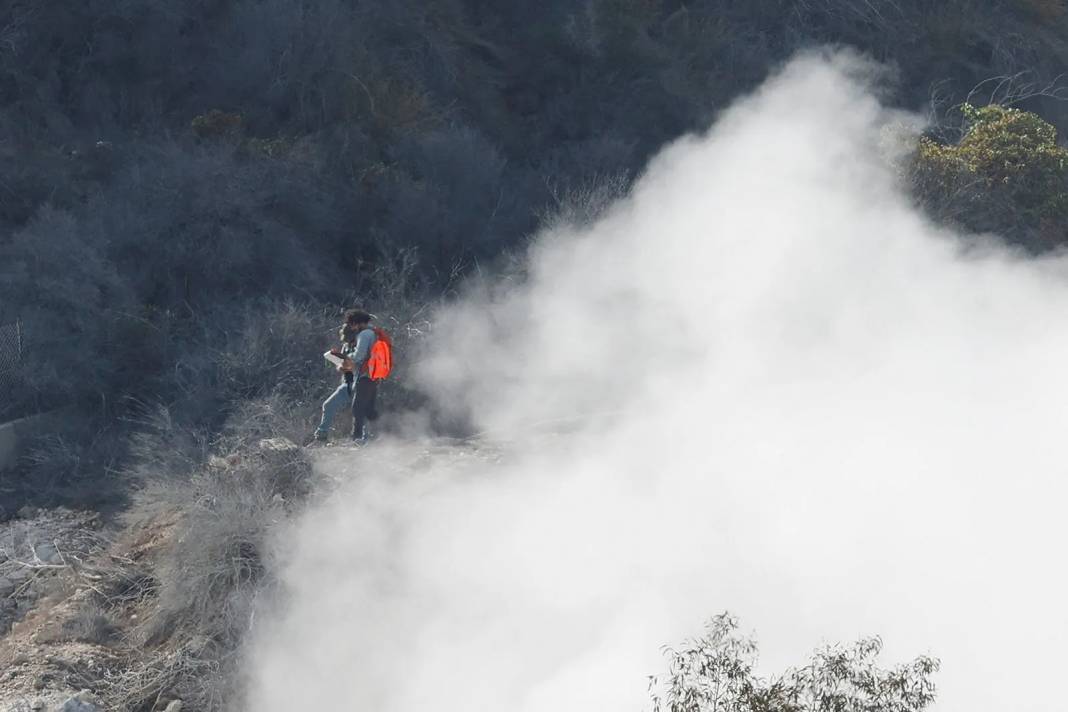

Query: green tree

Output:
[650, 614, 939, 712]
[912, 104, 1068, 248]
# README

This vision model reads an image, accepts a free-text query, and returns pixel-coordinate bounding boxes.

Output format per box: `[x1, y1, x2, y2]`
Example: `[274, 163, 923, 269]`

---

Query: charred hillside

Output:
[3, 3, 1068, 711]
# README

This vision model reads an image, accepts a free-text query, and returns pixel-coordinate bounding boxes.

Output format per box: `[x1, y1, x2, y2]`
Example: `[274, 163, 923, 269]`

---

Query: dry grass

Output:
[38, 601, 119, 645]
[61, 394, 318, 710]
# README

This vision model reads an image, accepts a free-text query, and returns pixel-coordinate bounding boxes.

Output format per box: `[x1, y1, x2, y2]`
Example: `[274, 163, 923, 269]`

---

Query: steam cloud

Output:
[246, 52, 1068, 711]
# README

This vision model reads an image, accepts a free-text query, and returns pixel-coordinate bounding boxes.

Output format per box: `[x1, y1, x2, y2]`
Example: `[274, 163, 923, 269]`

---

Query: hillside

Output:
[5, 1, 1068, 437]
[3, 2, 1068, 711]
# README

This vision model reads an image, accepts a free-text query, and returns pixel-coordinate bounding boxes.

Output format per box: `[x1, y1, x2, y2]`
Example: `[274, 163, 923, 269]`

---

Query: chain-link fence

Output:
[0, 319, 24, 400]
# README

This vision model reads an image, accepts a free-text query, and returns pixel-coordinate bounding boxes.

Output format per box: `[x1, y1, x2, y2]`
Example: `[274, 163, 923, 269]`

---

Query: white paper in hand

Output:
[324, 351, 347, 368]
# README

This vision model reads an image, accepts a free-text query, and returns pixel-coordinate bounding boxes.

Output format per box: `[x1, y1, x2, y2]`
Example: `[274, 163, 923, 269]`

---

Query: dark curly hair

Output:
[344, 308, 372, 326]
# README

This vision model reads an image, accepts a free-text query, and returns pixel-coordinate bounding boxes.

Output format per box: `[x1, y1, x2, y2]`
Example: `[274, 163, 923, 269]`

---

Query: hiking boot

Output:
[311, 430, 329, 444]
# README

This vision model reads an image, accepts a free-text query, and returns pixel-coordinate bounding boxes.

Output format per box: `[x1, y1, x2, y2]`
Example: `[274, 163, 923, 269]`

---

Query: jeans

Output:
[351, 378, 379, 440]
[315, 381, 352, 438]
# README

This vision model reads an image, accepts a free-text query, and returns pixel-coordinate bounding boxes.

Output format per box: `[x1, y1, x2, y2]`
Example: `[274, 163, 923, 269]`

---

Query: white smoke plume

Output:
[246, 52, 1068, 711]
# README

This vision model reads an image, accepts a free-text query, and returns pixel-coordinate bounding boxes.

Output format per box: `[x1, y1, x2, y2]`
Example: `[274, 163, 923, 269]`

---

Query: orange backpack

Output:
[365, 327, 393, 381]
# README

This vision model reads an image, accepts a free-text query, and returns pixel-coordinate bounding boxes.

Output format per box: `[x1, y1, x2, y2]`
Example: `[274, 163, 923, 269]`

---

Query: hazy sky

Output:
[246, 51, 1068, 711]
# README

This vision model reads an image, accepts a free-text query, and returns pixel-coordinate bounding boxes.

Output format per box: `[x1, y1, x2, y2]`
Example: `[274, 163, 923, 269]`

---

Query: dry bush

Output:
[213, 300, 336, 405]
[39, 600, 119, 646]
[368, 76, 440, 133]
[95, 638, 228, 712]
[539, 171, 631, 232]
[793, 0, 906, 26]
[218, 393, 324, 454]
[125, 408, 314, 638]
[132, 464, 282, 649]
[191, 110, 244, 139]
[14, 419, 128, 508]
[109, 398, 317, 710]
[126, 466, 290, 708]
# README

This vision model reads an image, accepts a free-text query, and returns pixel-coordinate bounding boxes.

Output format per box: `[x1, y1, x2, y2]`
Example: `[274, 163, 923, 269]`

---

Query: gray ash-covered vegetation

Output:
[1, 1, 1068, 709]
[4, 0, 1068, 484]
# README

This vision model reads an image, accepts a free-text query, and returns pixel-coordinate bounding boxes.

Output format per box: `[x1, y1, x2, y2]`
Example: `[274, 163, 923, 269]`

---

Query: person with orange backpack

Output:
[313, 308, 393, 444]
[348, 309, 392, 444]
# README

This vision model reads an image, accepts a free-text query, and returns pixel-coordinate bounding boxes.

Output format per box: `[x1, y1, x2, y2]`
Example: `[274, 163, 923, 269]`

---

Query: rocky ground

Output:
[0, 505, 186, 712]
[0, 507, 113, 711]
[0, 434, 321, 712]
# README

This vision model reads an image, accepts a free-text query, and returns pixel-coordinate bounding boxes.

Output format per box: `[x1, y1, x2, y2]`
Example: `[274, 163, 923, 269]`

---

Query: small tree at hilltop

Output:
[649, 614, 939, 712]
[1016, 0, 1068, 22]
[912, 103, 1068, 249]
